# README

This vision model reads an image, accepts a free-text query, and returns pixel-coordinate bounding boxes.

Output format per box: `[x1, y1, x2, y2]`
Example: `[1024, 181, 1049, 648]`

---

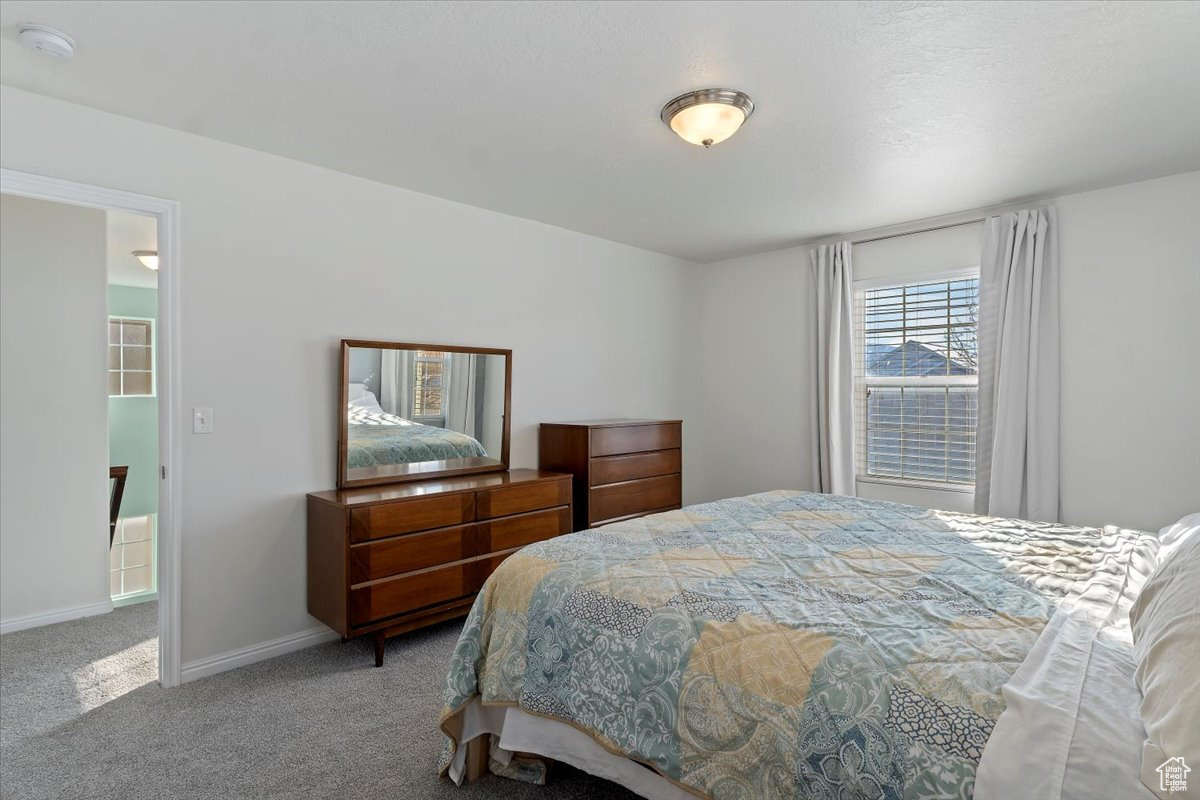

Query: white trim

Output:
[0, 168, 183, 688]
[854, 266, 980, 291]
[0, 600, 113, 635]
[180, 626, 339, 684]
[112, 592, 158, 609]
[856, 475, 976, 495]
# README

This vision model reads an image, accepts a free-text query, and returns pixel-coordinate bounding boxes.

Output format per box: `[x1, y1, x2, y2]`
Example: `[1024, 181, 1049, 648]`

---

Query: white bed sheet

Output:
[448, 699, 694, 800]
[976, 524, 1161, 800]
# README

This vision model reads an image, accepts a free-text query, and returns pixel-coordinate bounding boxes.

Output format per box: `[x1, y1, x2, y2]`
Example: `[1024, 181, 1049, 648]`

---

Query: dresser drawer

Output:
[350, 562, 472, 626]
[349, 524, 477, 583]
[477, 550, 518, 585]
[590, 449, 680, 487]
[589, 473, 681, 525]
[349, 493, 475, 543]
[589, 423, 681, 458]
[477, 478, 570, 519]
[478, 506, 571, 552]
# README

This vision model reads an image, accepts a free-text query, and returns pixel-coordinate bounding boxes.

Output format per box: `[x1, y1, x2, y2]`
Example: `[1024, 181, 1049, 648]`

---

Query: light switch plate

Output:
[193, 407, 213, 434]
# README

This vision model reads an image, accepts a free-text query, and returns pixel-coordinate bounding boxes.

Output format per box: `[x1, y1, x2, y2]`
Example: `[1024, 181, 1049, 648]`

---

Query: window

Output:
[854, 274, 979, 487]
[411, 350, 448, 421]
[111, 514, 156, 601]
[108, 317, 154, 396]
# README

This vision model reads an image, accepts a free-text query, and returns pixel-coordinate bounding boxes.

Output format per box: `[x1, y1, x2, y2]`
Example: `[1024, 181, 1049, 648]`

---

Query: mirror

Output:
[338, 340, 511, 488]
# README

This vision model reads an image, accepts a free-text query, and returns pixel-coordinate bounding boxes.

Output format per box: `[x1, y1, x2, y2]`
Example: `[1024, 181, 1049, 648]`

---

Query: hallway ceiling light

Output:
[132, 250, 159, 270]
[660, 89, 755, 148]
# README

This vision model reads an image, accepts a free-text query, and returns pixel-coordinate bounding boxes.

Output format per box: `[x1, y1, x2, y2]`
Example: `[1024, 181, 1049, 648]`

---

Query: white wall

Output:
[691, 171, 1200, 533]
[480, 354, 506, 457]
[1056, 172, 1200, 530]
[0, 87, 692, 666]
[688, 247, 815, 504]
[0, 194, 111, 627]
[853, 223, 983, 282]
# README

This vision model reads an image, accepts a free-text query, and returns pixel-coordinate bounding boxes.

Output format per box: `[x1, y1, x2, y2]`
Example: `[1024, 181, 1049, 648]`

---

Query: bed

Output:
[438, 490, 1194, 800]
[345, 389, 487, 468]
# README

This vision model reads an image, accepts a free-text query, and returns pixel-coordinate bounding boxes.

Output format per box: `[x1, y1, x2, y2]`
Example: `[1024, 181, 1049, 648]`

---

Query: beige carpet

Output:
[0, 602, 635, 799]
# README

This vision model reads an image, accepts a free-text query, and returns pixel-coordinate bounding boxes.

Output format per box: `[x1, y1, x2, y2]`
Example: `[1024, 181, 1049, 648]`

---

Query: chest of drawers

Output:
[538, 419, 682, 531]
[307, 469, 571, 665]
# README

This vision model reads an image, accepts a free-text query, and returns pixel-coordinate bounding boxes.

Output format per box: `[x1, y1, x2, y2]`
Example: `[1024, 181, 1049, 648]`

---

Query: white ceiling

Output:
[106, 209, 157, 289]
[2, 1, 1198, 262]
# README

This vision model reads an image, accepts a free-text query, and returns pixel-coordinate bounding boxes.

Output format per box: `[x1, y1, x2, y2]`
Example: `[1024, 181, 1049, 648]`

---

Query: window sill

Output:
[856, 476, 975, 495]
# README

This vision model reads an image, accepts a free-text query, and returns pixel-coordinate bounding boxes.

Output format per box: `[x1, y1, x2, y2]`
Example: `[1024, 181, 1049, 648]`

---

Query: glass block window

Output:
[108, 318, 154, 397]
[111, 514, 156, 601]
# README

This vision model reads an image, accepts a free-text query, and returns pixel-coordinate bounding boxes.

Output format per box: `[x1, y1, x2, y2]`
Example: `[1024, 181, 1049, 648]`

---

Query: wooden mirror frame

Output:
[337, 339, 512, 489]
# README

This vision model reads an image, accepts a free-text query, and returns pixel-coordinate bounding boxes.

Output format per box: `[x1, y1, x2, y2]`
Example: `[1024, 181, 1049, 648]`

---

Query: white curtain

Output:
[446, 353, 479, 437]
[809, 242, 856, 496]
[379, 349, 413, 418]
[975, 208, 1060, 521]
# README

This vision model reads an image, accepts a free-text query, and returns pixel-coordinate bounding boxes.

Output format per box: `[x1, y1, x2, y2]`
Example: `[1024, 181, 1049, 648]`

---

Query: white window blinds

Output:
[853, 275, 979, 486]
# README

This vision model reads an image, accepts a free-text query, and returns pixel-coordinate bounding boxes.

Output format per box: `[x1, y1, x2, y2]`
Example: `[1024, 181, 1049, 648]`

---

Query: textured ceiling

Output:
[2, 1, 1198, 262]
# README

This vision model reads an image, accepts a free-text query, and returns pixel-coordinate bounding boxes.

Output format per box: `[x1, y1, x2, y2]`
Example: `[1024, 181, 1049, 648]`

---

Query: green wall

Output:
[108, 285, 158, 518]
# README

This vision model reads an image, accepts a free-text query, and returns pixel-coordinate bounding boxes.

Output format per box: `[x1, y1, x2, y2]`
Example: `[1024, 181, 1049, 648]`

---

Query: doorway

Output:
[107, 211, 159, 609]
[0, 168, 181, 688]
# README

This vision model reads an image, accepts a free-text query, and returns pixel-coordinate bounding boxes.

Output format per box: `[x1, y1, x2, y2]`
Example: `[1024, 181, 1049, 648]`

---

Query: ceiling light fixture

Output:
[132, 250, 159, 271]
[17, 24, 76, 60]
[660, 88, 755, 149]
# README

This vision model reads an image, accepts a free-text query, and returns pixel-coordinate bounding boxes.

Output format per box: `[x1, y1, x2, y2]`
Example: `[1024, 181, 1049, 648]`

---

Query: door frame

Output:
[1, 167, 183, 687]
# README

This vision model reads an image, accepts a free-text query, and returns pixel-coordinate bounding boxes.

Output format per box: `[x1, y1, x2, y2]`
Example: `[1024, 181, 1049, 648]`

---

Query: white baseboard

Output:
[180, 625, 339, 684]
[0, 599, 114, 635]
[112, 591, 157, 609]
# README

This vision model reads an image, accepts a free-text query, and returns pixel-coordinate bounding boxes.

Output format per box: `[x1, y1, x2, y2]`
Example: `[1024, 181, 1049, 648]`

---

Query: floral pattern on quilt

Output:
[439, 490, 1120, 800]
[346, 420, 486, 467]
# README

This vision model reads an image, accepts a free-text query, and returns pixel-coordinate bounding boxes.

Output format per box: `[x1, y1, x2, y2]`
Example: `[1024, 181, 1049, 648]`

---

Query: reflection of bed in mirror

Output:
[346, 383, 488, 467]
[338, 341, 512, 488]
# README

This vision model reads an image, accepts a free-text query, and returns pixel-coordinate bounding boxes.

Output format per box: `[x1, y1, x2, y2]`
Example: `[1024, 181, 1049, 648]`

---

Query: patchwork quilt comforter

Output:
[438, 490, 1134, 800]
[346, 420, 487, 467]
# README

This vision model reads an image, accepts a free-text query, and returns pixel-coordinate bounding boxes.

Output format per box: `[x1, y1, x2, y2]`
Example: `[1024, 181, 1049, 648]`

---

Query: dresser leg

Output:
[374, 631, 386, 667]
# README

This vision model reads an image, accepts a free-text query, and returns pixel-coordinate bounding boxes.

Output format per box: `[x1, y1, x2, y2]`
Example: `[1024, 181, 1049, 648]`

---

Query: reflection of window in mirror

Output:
[412, 350, 449, 427]
[108, 317, 154, 397]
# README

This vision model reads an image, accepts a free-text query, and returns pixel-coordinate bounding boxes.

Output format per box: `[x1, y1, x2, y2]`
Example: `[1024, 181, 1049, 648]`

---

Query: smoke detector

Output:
[17, 24, 76, 59]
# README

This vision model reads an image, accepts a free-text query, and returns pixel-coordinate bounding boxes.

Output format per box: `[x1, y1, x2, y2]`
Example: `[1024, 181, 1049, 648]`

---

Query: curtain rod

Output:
[852, 217, 985, 247]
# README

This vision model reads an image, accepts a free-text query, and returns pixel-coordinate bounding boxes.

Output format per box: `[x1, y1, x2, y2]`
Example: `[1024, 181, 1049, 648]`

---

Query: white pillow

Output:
[347, 388, 384, 414]
[1130, 514, 1199, 800]
[347, 381, 368, 401]
[1155, 513, 1200, 569]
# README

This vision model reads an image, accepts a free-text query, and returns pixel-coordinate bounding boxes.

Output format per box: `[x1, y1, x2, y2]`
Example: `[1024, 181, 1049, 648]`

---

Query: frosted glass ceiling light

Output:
[660, 89, 755, 148]
[132, 250, 159, 270]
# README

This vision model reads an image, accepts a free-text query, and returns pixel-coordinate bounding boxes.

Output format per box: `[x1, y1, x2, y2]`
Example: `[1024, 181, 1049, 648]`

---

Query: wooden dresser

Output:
[307, 469, 571, 666]
[539, 419, 682, 531]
